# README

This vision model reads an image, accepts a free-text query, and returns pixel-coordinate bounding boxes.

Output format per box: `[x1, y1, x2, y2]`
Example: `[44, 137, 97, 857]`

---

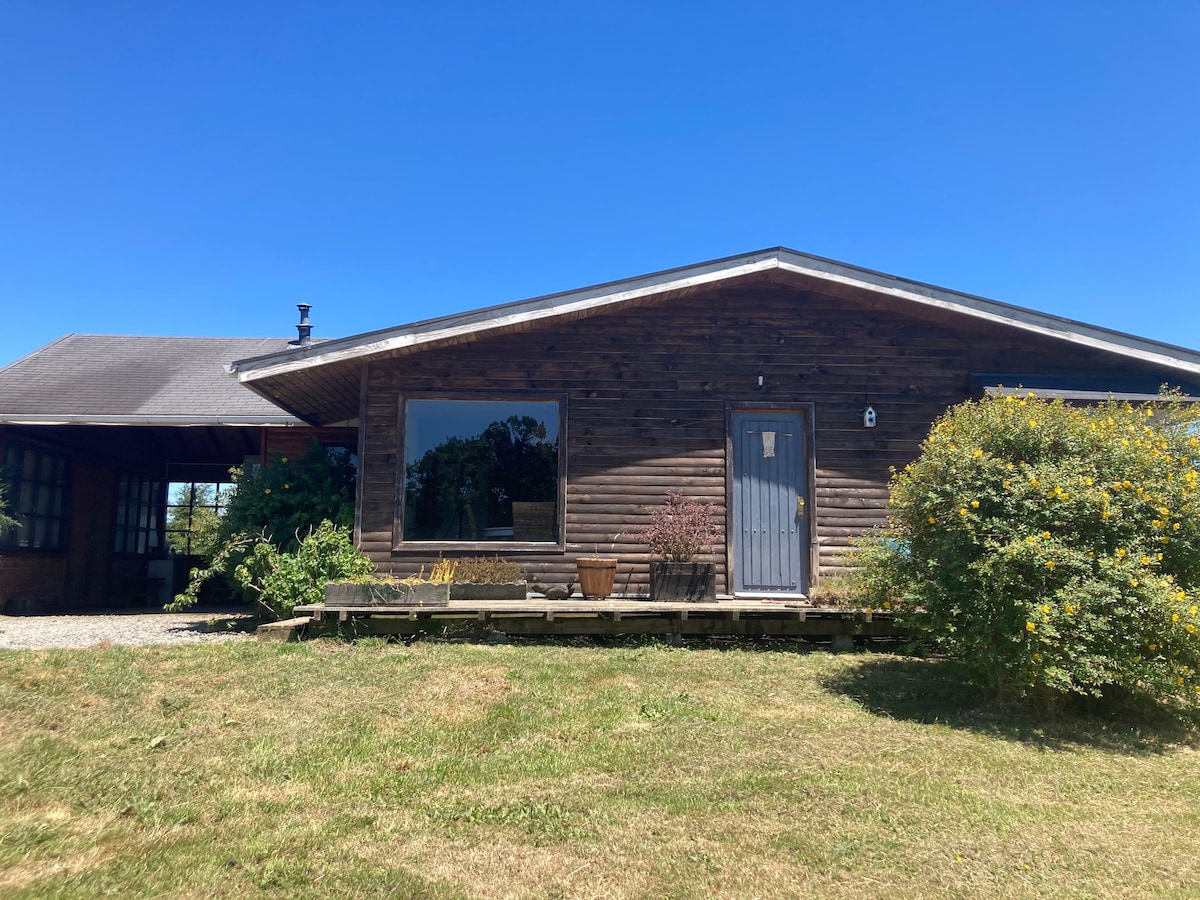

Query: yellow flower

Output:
[1026, 621, 1036, 632]
[1046, 561, 1055, 570]
[1131, 579, 1139, 587]
[970, 500, 980, 508]
[1117, 548, 1127, 557]
[283, 483, 290, 490]
[263, 488, 272, 495]
[959, 508, 968, 516]
[1188, 624, 1196, 634]
[1172, 613, 1180, 622]
[1029, 419, 1038, 428]
[1142, 556, 1152, 566]
[1030, 477, 1040, 488]
[1025, 536, 1036, 543]
[1041, 605, 1051, 613]
[928, 516, 937, 524]
[1174, 522, 1182, 531]
[1191, 606, 1198, 614]
[1003, 480, 1012, 489]
[973, 449, 983, 458]
[281, 457, 288, 463]
[1042, 531, 1051, 539]
[1065, 605, 1075, 614]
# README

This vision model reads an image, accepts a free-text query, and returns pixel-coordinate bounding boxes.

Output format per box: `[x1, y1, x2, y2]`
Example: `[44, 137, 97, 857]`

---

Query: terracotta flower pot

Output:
[576, 558, 617, 600]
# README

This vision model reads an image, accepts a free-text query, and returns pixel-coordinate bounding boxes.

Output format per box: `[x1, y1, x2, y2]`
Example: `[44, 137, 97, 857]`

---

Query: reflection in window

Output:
[403, 400, 560, 542]
[0, 443, 68, 551]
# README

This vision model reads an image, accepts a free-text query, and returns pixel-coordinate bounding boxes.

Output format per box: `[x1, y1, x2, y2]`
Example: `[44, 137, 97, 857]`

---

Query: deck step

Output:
[255, 616, 313, 643]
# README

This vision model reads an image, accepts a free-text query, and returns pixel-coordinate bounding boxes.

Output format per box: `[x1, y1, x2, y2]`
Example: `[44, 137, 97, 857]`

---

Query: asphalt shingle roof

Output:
[0, 335, 301, 423]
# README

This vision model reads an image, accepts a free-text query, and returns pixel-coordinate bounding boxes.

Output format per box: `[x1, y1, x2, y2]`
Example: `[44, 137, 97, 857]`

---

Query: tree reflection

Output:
[404, 415, 557, 540]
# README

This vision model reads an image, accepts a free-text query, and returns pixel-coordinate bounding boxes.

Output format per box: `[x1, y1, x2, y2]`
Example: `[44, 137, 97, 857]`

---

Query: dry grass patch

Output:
[1, 639, 1199, 898]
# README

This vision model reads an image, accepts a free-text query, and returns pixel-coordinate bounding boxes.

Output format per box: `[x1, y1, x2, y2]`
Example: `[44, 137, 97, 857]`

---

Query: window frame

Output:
[393, 393, 567, 553]
[164, 480, 233, 556]
[0, 441, 70, 552]
[113, 473, 165, 557]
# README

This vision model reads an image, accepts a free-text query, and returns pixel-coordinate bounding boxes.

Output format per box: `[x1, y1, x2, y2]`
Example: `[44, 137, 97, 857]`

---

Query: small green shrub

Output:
[870, 392, 1200, 707]
[0, 480, 17, 536]
[168, 521, 374, 619]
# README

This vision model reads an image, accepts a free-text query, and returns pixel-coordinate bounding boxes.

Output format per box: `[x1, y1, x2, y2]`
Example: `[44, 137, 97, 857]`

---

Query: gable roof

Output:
[228, 247, 1200, 424]
[0, 335, 304, 426]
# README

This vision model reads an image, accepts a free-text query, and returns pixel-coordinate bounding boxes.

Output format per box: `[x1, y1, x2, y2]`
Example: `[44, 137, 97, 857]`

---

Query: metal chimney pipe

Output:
[296, 304, 313, 347]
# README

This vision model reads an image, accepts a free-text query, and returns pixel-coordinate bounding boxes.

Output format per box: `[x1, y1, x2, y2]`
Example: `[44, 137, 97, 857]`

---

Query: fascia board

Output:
[230, 247, 1200, 383]
[231, 252, 783, 382]
[0, 414, 306, 426]
[772, 251, 1200, 377]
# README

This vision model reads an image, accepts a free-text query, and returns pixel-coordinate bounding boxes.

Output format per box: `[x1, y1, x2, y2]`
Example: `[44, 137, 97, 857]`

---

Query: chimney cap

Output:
[293, 304, 313, 347]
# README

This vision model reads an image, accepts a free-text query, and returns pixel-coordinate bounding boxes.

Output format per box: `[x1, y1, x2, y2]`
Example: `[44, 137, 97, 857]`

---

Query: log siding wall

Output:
[358, 281, 1180, 595]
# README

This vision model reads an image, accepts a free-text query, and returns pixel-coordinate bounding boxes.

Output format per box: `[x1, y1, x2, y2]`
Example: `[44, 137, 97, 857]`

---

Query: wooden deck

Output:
[294, 597, 902, 641]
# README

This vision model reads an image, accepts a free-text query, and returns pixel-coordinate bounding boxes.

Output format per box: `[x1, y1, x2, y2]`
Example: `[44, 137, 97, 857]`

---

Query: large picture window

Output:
[402, 399, 561, 544]
[0, 442, 69, 551]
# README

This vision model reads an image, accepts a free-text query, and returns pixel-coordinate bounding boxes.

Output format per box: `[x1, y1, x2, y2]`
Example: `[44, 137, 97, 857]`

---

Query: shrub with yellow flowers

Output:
[871, 392, 1200, 707]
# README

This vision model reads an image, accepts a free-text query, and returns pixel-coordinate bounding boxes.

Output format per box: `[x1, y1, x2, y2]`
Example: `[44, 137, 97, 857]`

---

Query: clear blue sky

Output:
[2, 2, 1197, 367]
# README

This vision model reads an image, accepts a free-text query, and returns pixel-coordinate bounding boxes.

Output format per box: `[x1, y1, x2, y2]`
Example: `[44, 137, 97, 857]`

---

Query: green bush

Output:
[169, 442, 364, 617]
[218, 442, 356, 550]
[169, 521, 374, 619]
[870, 392, 1200, 707]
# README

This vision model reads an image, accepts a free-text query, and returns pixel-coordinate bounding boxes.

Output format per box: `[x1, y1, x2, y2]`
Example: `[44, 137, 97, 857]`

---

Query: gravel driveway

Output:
[0, 608, 255, 650]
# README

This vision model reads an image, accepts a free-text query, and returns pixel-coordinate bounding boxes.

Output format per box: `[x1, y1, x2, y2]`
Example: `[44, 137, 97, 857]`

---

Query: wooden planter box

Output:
[324, 581, 450, 607]
[650, 562, 716, 603]
[449, 581, 528, 601]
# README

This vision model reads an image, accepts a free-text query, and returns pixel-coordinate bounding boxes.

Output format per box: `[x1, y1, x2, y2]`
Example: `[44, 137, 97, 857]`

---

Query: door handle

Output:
[796, 496, 805, 518]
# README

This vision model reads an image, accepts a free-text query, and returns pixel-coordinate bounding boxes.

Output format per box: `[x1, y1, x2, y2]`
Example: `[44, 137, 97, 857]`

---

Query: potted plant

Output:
[576, 535, 621, 600]
[640, 491, 719, 602]
[448, 555, 527, 601]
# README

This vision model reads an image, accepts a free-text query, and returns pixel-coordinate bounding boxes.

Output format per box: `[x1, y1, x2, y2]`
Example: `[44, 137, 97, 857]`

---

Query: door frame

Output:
[725, 403, 818, 596]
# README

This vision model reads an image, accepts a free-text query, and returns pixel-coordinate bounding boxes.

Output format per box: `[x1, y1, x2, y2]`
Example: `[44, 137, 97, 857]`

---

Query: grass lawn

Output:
[1, 636, 1198, 898]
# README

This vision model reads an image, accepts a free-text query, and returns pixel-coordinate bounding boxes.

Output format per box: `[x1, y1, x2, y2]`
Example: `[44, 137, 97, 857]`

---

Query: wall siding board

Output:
[357, 280, 1182, 595]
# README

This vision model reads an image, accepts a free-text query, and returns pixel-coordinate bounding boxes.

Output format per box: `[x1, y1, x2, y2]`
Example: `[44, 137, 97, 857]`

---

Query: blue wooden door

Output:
[731, 410, 809, 596]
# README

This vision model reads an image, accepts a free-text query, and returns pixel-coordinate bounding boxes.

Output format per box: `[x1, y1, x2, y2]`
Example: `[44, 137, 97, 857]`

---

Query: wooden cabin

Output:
[0, 335, 353, 612]
[230, 248, 1200, 599]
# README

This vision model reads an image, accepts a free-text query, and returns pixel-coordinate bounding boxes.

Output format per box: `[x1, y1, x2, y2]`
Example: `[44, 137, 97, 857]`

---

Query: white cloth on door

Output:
[762, 431, 776, 458]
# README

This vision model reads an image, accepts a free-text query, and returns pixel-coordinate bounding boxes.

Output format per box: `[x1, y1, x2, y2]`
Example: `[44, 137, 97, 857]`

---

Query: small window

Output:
[0, 443, 69, 551]
[113, 475, 163, 556]
[401, 399, 561, 544]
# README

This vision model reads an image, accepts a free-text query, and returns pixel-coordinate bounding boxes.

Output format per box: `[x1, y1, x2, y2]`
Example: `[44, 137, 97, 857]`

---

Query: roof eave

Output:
[229, 247, 1200, 383]
[0, 414, 307, 426]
